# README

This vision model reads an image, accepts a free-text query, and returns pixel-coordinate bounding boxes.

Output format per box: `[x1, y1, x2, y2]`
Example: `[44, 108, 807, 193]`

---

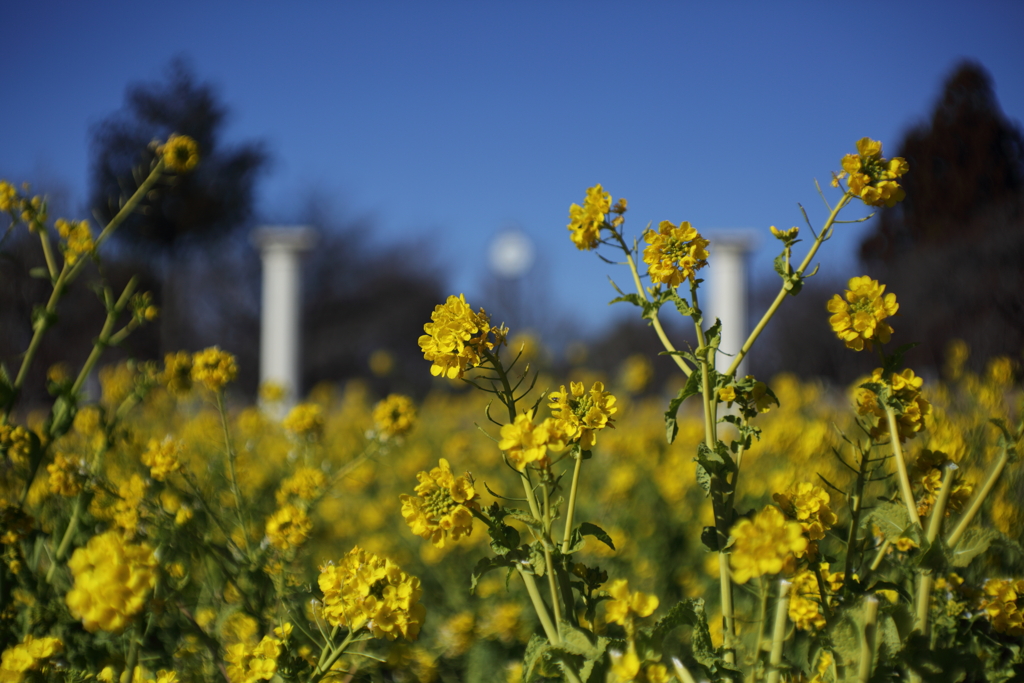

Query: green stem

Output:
[614, 231, 692, 377]
[217, 391, 251, 557]
[947, 445, 1010, 548]
[519, 567, 559, 644]
[843, 444, 871, 591]
[10, 160, 164, 400]
[38, 229, 58, 281]
[560, 453, 584, 554]
[45, 490, 91, 582]
[541, 484, 563, 627]
[884, 407, 922, 528]
[309, 627, 356, 683]
[766, 579, 791, 683]
[858, 597, 879, 683]
[725, 193, 851, 378]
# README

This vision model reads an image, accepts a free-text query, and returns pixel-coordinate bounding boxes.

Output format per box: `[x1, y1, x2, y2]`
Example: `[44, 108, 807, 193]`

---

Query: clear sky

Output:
[4, 1, 1023, 335]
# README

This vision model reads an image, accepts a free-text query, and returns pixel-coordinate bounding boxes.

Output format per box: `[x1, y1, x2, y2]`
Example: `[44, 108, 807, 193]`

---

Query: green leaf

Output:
[506, 509, 545, 532]
[523, 634, 552, 682]
[861, 501, 913, 542]
[488, 522, 521, 556]
[949, 527, 999, 568]
[577, 522, 615, 551]
[695, 463, 711, 496]
[609, 293, 643, 308]
[700, 526, 719, 551]
[29, 266, 50, 279]
[470, 555, 514, 594]
[665, 370, 701, 444]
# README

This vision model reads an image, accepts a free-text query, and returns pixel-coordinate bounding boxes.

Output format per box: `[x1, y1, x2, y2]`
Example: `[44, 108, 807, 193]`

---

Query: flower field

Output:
[2, 137, 1023, 682]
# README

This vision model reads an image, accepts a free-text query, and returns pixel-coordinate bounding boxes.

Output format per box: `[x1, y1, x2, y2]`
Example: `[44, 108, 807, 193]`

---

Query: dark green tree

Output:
[859, 60, 1024, 374]
[88, 58, 269, 352]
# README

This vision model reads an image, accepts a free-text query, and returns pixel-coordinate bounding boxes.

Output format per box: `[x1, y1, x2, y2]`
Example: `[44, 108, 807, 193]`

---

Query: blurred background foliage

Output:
[3, 59, 1022, 404]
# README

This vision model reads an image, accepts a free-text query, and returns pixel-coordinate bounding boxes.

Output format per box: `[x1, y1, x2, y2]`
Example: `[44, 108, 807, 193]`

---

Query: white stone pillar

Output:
[251, 226, 317, 406]
[706, 230, 756, 377]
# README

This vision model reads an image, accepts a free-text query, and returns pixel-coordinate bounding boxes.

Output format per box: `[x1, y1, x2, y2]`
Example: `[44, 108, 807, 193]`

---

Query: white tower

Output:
[706, 230, 756, 377]
[251, 225, 317, 407]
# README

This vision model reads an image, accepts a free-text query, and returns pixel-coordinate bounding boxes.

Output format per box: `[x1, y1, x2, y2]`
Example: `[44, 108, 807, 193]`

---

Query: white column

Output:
[706, 230, 756, 377]
[251, 226, 317, 406]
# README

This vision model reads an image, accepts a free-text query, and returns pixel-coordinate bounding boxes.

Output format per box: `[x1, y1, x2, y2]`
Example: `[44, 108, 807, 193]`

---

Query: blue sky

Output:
[4, 1, 1023, 335]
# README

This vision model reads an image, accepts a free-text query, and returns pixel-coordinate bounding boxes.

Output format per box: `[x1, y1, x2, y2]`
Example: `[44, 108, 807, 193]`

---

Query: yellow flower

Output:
[729, 506, 808, 584]
[788, 565, 844, 631]
[46, 453, 87, 497]
[369, 349, 395, 377]
[827, 276, 898, 351]
[282, 402, 324, 440]
[400, 458, 481, 548]
[318, 546, 426, 641]
[265, 504, 313, 550]
[224, 634, 282, 683]
[854, 367, 931, 442]
[836, 137, 908, 207]
[65, 530, 157, 633]
[642, 220, 710, 287]
[0, 636, 64, 682]
[0, 180, 16, 213]
[373, 394, 417, 438]
[981, 578, 1024, 636]
[419, 295, 498, 379]
[498, 410, 568, 470]
[141, 438, 183, 480]
[769, 225, 800, 243]
[567, 184, 612, 250]
[190, 346, 238, 392]
[161, 352, 194, 395]
[0, 424, 33, 469]
[605, 578, 659, 626]
[276, 466, 327, 504]
[619, 354, 653, 394]
[55, 218, 95, 265]
[548, 381, 617, 449]
[160, 134, 200, 173]
[773, 482, 838, 542]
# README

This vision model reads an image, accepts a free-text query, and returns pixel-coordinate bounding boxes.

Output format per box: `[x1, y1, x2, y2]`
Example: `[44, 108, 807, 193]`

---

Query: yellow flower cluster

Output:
[160, 134, 200, 173]
[373, 394, 417, 438]
[46, 453, 86, 497]
[162, 351, 194, 395]
[827, 276, 898, 352]
[282, 402, 324, 439]
[913, 450, 973, 518]
[548, 380, 617, 449]
[276, 466, 326, 504]
[981, 578, 1024, 636]
[65, 530, 157, 633]
[0, 180, 16, 213]
[318, 546, 425, 641]
[0, 424, 32, 469]
[111, 474, 148, 535]
[224, 633, 284, 683]
[604, 578, 659, 626]
[265, 504, 313, 551]
[0, 635, 63, 682]
[836, 137, 908, 207]
[419, 295, 497, 379]
[141, 438, 183, 480]
[729, 506, 808, 584]
[400, 458, 480, 548]
[190, 346, 238, 392]
[608, 648, 670, 683]
[642, 220, 710, 288]
[498, 410, 569, 471]
[788, 564, 844, 632]
[855, 368, 931, 442]
[566, 184, 613, 251]
[773, 482, 838, 543]
[55, 218, 96, 265]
